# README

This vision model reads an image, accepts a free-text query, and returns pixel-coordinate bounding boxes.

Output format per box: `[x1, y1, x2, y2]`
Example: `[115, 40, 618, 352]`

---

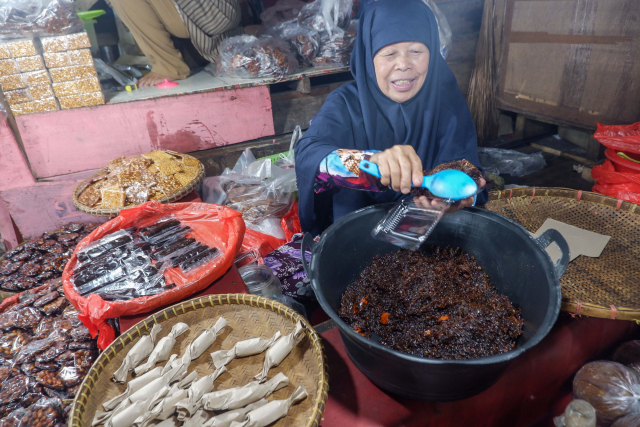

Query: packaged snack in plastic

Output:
[0, 408, 27, 427]
[215, 35, 299, 79]
[0, 331, 31, 358]
[0, 307, 43, 331]
[613, 341, 640, 375]
[0, 0, 83, 39]
[76, 229, 133, 264]
[0, 375, 29, 405]
[18, 397, 64, 427]
[313, 20, 357, 66]
[573, 361, 640, 427]
[263, 21, 319, 67]
[298, 0, 352, 36]
[260, 0, 306, 27]
[612, 412, 640, 427]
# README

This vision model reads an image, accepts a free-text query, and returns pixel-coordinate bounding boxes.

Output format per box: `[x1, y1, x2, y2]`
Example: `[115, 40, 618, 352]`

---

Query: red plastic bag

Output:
[235, 229, 285, 267]
[591, 160, 640, 204]
[62, 201, 245, 350]
[594, 122, 640, 155]
[281, 201, 301, 242]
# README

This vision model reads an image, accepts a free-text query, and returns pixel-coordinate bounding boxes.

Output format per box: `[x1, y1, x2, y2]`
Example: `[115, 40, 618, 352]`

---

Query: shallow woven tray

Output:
[69, 294, 328, 427]
[72, 152, 205, 218]
[486, 187, 640, 320]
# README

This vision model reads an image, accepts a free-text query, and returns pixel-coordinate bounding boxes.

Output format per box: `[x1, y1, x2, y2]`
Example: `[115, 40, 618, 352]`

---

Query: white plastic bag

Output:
[478, 147, 547, 177]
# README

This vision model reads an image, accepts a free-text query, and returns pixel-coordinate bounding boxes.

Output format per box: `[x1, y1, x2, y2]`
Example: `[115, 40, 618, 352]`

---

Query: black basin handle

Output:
[301, 232, 317, 277]
[534, 229, 570, 279]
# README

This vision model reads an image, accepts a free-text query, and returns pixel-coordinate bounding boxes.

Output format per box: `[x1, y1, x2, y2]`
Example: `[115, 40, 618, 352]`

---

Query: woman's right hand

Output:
[369, 145, 423, 194]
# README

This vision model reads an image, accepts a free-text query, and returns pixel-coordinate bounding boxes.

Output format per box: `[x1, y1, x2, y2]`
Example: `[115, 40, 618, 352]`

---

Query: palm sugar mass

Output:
[339, 247, 524, 359]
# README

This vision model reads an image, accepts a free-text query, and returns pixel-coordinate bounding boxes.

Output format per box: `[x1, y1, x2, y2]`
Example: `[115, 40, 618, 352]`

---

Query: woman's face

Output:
[374, 42, 430, 103]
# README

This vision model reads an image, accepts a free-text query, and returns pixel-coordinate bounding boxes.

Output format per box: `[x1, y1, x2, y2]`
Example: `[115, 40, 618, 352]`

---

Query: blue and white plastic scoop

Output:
[358, 160, 478, 200]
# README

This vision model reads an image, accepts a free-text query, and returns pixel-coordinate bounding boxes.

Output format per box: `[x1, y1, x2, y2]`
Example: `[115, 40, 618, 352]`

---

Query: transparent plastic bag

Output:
[573, 361, 640, 427]
[553, 400, 596, 427]
[298, 0, 352, 37]
[215, 35, 299, 79]
[260, 0, 307, 27]
[421, 0, 452, 59]
[312, 20, 357, 66]
[478, 147, 547, 177]
[0, 0, 83, 39]
[613, 341, 640, 376]
[263, 20, 320, 66]
[612, 412, 640, 427]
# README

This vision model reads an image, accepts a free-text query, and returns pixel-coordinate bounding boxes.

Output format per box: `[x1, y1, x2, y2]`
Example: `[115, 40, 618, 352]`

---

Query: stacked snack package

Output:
[0, 38, 57, 116]
[40, 32, 104, 110]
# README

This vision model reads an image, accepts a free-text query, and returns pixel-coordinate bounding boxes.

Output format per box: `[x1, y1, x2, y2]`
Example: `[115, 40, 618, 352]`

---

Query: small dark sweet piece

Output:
[0, 408, 26, 427]
[20, 363, 41, 376]
[68, 341, 96, 351]
[34, 318, 55, 340]
[73, 350, 97, 369]
[11, 251, 32, 262]
[56, 232, 79, 246]
[4, 246, 24, 259]
[69, 325, 91, 342]
[0, 307, 42, 331]
[0, 261, 23, 275]
[33, 291, 59, 308]
[35, 362, 59, 372]
[58, 366, 84, 387]
[0, 331, 31, 357]
[62, 223, 84, 233]
[19, 261, 42, 277]
[15, 276, 37, 291]
[43, 387, 68, 400]
[66, 384, 80, 398]
[35, 371, 65, 390]
[20, 399, 62, 427]
[35, 341, 67, 363]
[20, 392, 46, 407]
[0, 375, 29, 405]
[42, 297, 68, 316]
[0, 366, 11, 382]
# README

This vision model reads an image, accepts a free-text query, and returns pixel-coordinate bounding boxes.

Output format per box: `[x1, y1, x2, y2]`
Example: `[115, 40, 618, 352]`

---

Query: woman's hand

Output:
[414, 177, 486, 214]
[369, 145, 424, 194]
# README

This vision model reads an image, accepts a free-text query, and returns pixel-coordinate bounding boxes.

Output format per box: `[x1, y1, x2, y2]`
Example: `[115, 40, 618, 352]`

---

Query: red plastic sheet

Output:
[594, 122, 640, 155]
[62, 201, 245, 349]
[281, 201, 302, 241]
[591, 160, 640, 204]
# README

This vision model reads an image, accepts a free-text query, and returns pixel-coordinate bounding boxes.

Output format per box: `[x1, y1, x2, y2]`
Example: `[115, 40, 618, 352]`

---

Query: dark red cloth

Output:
[119, 265, 249, 332]
[319, 313, 637, 427]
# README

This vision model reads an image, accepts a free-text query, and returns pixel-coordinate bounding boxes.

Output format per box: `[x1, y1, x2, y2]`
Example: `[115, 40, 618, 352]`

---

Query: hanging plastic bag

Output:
[594, 122, 640, 155]
[260, 0, 307, 27]
[478, 147, 547, 177]
[573, 361, 640, 427]
[313, 20, 357, 66]
[298, 0, 352, 36]
[591, 160, 640, 204]
[62, 201, 245, 350]
[262, 20, 320, 67]
[421, 0, 452, 59]
[215, 35, 299, 79]
[0, 0, 83, 39]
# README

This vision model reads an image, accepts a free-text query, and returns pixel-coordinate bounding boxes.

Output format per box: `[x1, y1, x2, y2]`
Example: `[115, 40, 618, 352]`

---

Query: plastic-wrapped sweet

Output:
[215, 35, 299, 79]
[0, 0, 83, 38]
[263, 21, 319, 66]
[298, 0, 352, 36]
[573, 361, 640, 427]
[260, 0, 307, 27]
[313, 21, 357, 66]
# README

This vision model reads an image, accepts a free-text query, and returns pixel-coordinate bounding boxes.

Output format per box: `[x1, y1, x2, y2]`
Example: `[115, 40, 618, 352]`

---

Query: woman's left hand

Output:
[414, 177, 486, 214]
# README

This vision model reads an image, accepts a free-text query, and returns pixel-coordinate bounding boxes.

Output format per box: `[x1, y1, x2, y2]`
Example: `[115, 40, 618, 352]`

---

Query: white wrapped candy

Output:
[255, 321, 305, 382]
[176, 366, 227, 420]
[231, 385, 308, 427]
[184, 317, 227, 361]
[103, 367, 163, 411]
[113, 324, 163, 383]
[135, 323, 189, 375]
[202, 372, 289, 412]
[203, 399, 268, 427]
[211, 331, 281, 369]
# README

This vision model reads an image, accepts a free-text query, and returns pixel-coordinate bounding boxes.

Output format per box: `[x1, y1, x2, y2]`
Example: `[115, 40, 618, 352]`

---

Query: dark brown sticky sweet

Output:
[20, 363, 41, 376]
[69, 325, 91, 342]
[20, 402, 61, 427]
[35, 362, 59, 372]
[42, 298, 68, 316]
[35, 371, 65, 390]
[0, 331, 31, 358]
[73, 350, 97, 369]
[0, 375, 28, 404]
[58, 366, 84, 387]
[0, 366, 10, 382]
[0, 308, 42, 331]
[35, 341, 67, 363]
[411, 160, 484, 199]
[56, 233, 79, 246]
[339, 247, 523, 360]
[33, 291, 59, 308]
[68, 341, 96, 351]
[20, 392, 46, 407]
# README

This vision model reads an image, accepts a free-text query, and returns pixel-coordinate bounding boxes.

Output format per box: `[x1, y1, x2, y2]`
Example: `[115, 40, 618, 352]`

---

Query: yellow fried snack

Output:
[182, 165, 200, 180]
[116, 171, 142, 188]
[155, 158, 182, 176]
[155, 175, 182, 195]
[142, 150, 174, 162]
[182, 156, 200, 168]
[100, 186, 126, 209]
[174, 172, 193, 186]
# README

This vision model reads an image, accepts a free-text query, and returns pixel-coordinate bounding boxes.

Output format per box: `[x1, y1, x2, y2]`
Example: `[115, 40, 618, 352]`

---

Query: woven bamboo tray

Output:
[69, 294, 328, 427]
[72, 152, 205, 218]
[486, 187, 640, 320]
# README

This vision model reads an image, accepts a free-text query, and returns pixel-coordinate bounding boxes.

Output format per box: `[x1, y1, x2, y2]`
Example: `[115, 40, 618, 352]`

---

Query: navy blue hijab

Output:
[295, 0, 486, 235]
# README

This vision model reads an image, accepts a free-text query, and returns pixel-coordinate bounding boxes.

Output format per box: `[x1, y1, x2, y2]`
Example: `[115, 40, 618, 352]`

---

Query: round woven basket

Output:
[486, 187, 640, 320]
[69, 294, 328, 427]
[72, 153, 205, 218]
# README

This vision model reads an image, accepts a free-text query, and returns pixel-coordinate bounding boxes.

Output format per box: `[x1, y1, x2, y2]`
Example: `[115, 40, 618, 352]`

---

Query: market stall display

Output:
[215, 35, 299, 79]
[0, 222, 101, 296]
[68, 294, 327, 427]
[63, 201, 245, 350]
[486, 188, 640, 320]
[0, 280, 99, 423]
[72, 150, 205, 217]
[0, 0, 84, 38]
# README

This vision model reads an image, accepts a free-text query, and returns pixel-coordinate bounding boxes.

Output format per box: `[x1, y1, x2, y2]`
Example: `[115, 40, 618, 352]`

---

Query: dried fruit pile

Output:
[0, 281, 98, 422]
[339, 247, 524, 360]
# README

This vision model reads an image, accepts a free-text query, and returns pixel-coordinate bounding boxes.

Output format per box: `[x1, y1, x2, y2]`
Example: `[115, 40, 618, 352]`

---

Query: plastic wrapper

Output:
[102, 367, 163, 412]
[175, 366, 227, 420]
[18, 397, 63, 427]
[215, 35, 299, 79]
[0, 307, 43, 331]
[573, 361, 640, 427]
[312, 20, 357, 66]
[0, 331, 31, 357]
[0, 0, 83, 39]
[264, 21, 320, 67]
[43, 48, 92, 68]
[134, 323, 189, 375]
[594, 122, 640, 155]
[612, 411, 640, 427]
[197, 399, 268, 427]
[298, 0, 351, 36]
[255, 321, 305, 381]
[260, 0, 306, 26]
[0, 408, 27, 427]
[13, 335, 60, 364]
[0, 74, 28, 91]
[2, 39, 37, 57]
[40, 32, 91, 53]
[0, 375, 29, 405]
[63, 202, 244, 350]
[478, 147, 546, 177]
[113, 323, 162, 383]
[613, 341, 640, 376]
[182, 317, 227, 362]
[202, 372, 289, 412]
[553, 399, 596, 427]
[422, 0, 452, 58]
[211, 331, 281, 369]
[233, 385, 307, 427]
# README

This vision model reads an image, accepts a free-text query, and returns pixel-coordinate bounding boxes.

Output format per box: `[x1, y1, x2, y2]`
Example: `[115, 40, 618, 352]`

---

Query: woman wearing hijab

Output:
[295, 0, 487, 236]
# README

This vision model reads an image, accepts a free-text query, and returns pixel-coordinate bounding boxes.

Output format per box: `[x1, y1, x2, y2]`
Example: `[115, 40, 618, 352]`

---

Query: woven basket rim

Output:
[69, 293, 329, 427]
[487, 186, 640, 320]
[72, 153, 205, 218]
